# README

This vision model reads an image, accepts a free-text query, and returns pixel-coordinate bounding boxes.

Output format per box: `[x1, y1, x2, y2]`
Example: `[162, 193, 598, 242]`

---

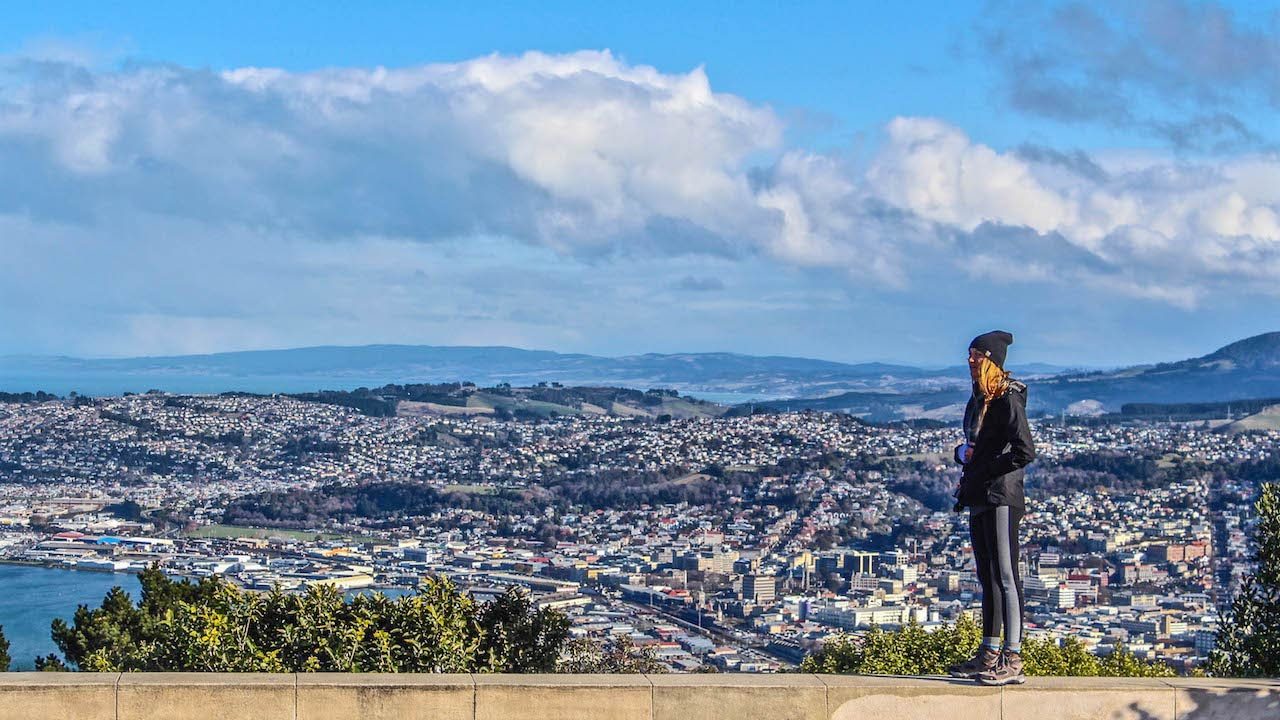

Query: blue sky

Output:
[1, 1, 1278, 366]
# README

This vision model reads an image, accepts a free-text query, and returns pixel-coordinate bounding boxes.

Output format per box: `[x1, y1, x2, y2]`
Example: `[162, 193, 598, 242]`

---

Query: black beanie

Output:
[970, 330, 1014, 368]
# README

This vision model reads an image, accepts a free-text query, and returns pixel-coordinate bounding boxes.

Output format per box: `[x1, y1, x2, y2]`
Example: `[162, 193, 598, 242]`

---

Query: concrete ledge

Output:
[652, 672, 827, 720]
[821, 674, 1001, 720]
[297, 673, 475, 720]
[475, 673, 652, 720]
[0, 673, 1274, 720]
[117, 673, 296, 720]
[0, 672, 118, 720]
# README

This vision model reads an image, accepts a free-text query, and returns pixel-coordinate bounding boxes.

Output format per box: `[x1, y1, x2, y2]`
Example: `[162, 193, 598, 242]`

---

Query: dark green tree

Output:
[476, 586, 570, 672]
[105, 500, 146, 521]
[0, 624, 10, 671]
[1210, 482, 1280, 677]
[47, 565, 569, 672]
[33, 654, 68, 671]
[50, 566, 223, 670]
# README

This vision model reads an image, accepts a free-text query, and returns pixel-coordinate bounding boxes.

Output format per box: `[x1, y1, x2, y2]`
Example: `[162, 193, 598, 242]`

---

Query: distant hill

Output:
[283, 382, 726, 420]
[1203, 332, 1280, 369]
[0, 344, 1069, 400]
[1031, 331, 1280, 412]
[737, 331, 1280, 421]
[730, 389, 969, 423]
[7, 333, 1278, 419]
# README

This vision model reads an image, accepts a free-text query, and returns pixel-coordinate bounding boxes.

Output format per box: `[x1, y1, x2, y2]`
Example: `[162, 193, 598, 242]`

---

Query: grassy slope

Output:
[393, 388, 725, 419]
[1220, 404, 1280, 434]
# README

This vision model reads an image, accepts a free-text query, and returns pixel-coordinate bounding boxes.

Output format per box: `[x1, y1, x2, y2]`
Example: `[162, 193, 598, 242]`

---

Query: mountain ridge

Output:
[3, 332, 1277, 417]
[0, 344, 994, 398]
[721, 331, 1280, 420]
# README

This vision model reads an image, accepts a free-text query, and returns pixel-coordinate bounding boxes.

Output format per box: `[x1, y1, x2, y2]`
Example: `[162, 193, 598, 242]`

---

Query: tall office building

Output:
[743, 573, 777, 604]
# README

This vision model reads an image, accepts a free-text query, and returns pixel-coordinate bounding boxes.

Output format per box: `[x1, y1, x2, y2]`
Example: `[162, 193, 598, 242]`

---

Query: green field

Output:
[463, 393, 582, 417]
[875, 451, 951, 463]
[658, 396, 726, 418]
[442, 483, 498, 495]
[183, 524, 378, 543]
[1222, 405, 1280, 434]
[393, 387, 727, 421]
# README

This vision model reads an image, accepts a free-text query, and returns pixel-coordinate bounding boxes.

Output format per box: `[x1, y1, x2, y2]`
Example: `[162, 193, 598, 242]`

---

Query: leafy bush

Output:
[48, 566, 568, 672]
[801, 614, 1174, 677]
[800, 614, 981, 675]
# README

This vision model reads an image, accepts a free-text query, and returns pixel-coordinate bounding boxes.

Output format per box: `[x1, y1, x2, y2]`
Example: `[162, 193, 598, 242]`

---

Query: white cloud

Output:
[1, 50, 1279, 356]
[1, 51, 784, 254]
[869, 117, 1075, 235]
[860, 119, 1280, 306]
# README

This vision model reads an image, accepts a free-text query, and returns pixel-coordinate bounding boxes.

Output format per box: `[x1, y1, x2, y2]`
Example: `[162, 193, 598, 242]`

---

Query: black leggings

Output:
[970, 505, 1025, 648]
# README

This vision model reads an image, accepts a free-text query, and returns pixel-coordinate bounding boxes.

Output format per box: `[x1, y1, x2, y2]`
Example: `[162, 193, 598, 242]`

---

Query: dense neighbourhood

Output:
[0, 391, 1271, 673]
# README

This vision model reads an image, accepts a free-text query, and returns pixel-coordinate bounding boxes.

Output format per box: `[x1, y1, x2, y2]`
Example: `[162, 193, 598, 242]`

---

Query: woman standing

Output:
[946, 330, 1036, 685]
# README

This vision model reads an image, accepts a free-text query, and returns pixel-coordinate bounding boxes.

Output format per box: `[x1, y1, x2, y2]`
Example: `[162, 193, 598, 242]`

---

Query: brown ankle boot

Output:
[947, 645, 1000, 678]
[976, 649, 1026, 685]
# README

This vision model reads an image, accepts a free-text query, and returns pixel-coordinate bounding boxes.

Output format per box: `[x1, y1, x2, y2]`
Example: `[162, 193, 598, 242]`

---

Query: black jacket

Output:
[954, 380, 1036, 510]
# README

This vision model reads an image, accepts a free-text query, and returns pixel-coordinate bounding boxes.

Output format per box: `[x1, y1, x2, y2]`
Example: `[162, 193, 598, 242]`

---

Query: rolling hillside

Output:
[0, 344, 1043, 399]
[5, 332, 1279, 420]
[1032, 332, 1280, 412]
[287, 382, 727, 420]
[742, 332, 1280, 421]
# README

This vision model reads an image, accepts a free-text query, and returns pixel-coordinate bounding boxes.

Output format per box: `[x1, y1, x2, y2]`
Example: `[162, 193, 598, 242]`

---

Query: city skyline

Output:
[0, 388, 1261, 673]
[2, 1, 1279, 367]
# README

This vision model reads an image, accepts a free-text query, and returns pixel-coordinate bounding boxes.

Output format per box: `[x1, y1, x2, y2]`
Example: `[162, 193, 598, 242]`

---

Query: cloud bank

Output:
[0, 49, 1278, 356]
[981, 0, 1280, 151]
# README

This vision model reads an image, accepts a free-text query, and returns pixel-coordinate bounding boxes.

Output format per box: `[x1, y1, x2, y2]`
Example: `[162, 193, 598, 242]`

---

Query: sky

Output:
[1, 0, 1278, 367]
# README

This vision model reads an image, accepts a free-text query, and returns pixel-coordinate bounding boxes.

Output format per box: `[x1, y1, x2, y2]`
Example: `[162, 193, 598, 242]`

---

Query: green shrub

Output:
[48, 566, 568, 672]
[801, 614, 1174, 677]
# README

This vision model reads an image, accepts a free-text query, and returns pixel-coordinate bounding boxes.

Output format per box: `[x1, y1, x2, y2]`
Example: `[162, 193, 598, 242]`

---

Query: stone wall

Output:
[0, 673, 1276, 720]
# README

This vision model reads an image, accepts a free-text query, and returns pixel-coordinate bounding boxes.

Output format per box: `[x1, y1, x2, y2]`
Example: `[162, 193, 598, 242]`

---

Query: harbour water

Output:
[0, 564, 142, 670]
[0, 564, 422, 669]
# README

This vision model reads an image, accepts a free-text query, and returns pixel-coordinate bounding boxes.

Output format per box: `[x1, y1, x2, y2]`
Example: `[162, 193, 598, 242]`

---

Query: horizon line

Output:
[0, 341, 1110, 372]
